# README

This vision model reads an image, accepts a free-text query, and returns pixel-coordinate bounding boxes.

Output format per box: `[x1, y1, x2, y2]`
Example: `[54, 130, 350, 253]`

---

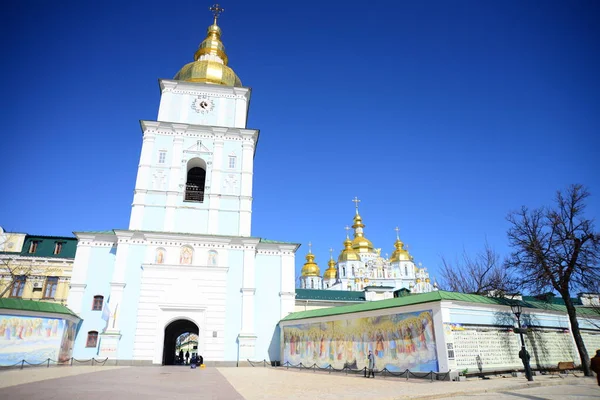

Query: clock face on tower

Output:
[191, 96, 215, 114]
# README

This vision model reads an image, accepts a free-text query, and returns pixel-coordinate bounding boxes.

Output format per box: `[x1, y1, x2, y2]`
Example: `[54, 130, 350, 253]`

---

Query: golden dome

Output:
[416, 278, 421, 283]
[426, 278, 430, 283]
[351, 213, 374, 253]
[338, 237, 361, 262]
[174, 5, 242, 87]
[323, 257, 337, 280]
[389, 238, 411, 263]
[301, 252, 320, 277]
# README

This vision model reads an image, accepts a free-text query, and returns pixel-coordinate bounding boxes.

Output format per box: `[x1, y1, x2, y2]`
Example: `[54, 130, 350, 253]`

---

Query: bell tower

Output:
[128, 5, 257, 236]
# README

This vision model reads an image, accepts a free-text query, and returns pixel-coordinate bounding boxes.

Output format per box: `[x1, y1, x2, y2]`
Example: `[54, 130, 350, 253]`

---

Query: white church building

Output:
[298, 199, 438, 300]
[67, 6, 299, 366]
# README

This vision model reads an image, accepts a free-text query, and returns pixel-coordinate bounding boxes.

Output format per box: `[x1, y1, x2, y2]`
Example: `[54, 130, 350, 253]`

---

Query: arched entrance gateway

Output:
[162, 319, 199, 365]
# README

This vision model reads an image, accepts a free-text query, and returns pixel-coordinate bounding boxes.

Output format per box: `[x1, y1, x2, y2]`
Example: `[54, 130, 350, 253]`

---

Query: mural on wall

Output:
[0, 314, 77, 365]
[283, 310, 438, 372]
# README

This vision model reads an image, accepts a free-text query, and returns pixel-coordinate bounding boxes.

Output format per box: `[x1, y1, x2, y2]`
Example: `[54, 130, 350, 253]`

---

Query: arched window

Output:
[404, 265, 408, 276]
[92, 295, 104, 311]
[342, 267, 346, 277]
[310, 280, 314, 289]
[185, 158, 207, 202]
[86, 331, 98, 347]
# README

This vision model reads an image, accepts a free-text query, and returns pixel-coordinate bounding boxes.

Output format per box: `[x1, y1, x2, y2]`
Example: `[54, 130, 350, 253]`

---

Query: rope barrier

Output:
[278, 361, 449, 382]
[0, 357, 110, 370]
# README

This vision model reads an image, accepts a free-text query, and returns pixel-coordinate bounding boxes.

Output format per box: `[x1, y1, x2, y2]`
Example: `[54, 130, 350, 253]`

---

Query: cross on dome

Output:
[394, 226, 400, 240]
[352, 196, 361, 214]
[209, 3, 225, 24]
[308, 241, 312, 254]
[344, 225, 351, 238]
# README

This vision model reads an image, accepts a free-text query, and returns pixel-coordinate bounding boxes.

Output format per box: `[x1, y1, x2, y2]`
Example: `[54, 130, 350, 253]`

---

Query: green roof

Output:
[259, 238, 298, 245]
[0, 298, 79, 318]
[282, 290, 600, 322]
[75, 230, 116, 235]
[19, 236, 77, 259]
[296, 289, 365, 302]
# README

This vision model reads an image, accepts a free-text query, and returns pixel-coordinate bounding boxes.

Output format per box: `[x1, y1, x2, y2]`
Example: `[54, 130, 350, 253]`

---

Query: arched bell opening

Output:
[185, 158, 207, 202]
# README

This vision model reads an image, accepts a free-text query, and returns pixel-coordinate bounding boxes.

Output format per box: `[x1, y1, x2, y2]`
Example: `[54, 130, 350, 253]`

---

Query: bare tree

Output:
[0, 231, 35, 298]
[439, 242, 516, 295]
[506, 184, 600, 377]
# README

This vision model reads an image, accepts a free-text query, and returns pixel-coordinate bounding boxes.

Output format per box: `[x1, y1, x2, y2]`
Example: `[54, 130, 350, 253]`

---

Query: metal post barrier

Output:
[21, 360, 24, 370]
[91, 358, 95, 367]
[47, 358, 50, 368]
[70, 357, 73, 366]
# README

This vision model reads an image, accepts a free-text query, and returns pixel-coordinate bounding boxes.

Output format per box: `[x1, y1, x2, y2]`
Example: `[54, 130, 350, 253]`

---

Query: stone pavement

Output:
[0, 365, 597, 400]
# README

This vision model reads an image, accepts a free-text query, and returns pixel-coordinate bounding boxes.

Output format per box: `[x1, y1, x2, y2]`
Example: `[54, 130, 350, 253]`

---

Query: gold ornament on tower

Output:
[174, 3, 242, 86]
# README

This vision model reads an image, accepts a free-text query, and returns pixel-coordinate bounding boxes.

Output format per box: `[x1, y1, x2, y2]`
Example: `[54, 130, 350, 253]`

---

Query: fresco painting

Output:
[283, 310, 438, 372]
[0, 314, 77, 365]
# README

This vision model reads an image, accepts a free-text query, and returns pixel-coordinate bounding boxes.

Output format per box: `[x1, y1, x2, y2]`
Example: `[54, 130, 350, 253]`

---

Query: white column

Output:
[67, 242, 91, 314]
[208, 138, 224, 234]
[239, 141, 254, 236]
[105, 233, 132, 332]
[240, 247, 256, 334]
[279, 250, 296, 319]
[129, 133, 155, 230]
[164, 136, 184, 231]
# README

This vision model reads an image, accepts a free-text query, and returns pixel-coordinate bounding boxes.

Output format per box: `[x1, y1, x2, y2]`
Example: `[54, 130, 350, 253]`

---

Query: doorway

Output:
[162, 319, 199, 365]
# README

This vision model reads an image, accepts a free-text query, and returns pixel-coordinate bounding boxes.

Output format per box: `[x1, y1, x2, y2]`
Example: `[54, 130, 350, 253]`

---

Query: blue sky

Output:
[2, 1, 599, 285]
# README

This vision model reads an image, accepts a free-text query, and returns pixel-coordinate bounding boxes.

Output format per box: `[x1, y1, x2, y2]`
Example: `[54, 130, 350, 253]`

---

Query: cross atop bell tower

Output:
[209, 3, 224, 24]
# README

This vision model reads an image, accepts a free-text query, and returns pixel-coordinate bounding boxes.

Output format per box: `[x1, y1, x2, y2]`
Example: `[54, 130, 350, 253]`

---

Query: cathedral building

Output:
[299, 199, 438, 300]
[66, 6, 298, 366]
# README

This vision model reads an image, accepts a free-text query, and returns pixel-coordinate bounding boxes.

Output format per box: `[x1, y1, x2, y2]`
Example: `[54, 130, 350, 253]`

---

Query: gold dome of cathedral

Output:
[389, 238, 411, 262]
[351, 213, 374, 253]
[338, 237, 361, 262]
[323, 254, 337, 280]
[301, 243, 320, 277]
[174, 4, 242, 87]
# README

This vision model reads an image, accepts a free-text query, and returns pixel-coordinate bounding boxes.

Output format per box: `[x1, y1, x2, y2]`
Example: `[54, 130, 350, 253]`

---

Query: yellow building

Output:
[0, 229, 76, 305]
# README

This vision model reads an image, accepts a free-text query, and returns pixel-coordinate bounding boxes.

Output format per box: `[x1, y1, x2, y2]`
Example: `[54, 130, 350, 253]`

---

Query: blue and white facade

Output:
[67, 19, 299, 365]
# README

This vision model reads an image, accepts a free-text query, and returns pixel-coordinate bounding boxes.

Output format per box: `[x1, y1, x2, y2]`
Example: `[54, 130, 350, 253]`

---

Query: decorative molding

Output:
[158, 303, 207, 312]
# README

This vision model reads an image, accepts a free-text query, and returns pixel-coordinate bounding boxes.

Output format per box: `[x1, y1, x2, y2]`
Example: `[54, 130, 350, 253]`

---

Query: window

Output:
[86, 331, 98, 347]
[158, 151, 167, 164]
[28, 241, 39, 253]
[228, 155, 236, 169]
[404, 265, 408, 276]
[92, 295, 104, 311]
[43, 277, 59, 299]
[447, 343, 455, 360]
[54, 242, 63, 255]
[10, 276, 26, 297]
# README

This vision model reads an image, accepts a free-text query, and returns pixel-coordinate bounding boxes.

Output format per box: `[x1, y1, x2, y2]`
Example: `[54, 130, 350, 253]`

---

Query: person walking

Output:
[367, 350, 375, 378]
[179, 349, 184, 365]
[185, 350, 190, 365]
[591, 349, 600, 386]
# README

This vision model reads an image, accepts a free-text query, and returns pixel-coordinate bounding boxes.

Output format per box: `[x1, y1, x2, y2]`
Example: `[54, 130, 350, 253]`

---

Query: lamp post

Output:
[510, 303, 534, 381]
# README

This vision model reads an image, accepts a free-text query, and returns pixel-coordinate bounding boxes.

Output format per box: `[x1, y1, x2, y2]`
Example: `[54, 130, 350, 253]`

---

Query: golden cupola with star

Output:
[174, 4, 242, 87]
